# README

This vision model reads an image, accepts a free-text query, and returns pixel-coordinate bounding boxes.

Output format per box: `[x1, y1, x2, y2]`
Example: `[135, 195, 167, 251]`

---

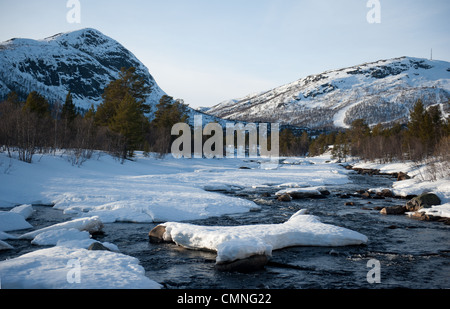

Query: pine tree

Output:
[332, 131, 349, 161]
[407, 99, 425, 139]
[349, 119, 370, 157]
[6, 91, 20, 106]
[61, 91, 78, 122]
[151, 95, 188, 155]
[279, 129, 294, 156]
[109, 92, 148, 159]
[84, 104, 96, 120]
[23, 91, 50, 117]
[95, 67, 151, 127]
[405, 99, 441, 158]
[152, 95, 188, 129]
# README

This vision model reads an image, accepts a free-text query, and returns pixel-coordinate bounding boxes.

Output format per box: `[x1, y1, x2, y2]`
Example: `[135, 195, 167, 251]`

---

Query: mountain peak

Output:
[44, 28, 106, 41]
[206, 56, 450, 129]
[0, 28, 165, 110]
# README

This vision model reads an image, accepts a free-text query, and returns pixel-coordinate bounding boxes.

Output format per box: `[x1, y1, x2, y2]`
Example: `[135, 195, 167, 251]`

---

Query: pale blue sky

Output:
[0, 0, 449, 108]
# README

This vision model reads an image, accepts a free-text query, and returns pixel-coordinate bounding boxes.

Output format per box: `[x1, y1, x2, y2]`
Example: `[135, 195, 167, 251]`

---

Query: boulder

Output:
[397, 172, 411, 181]
[410, 212, 450, 225]
[277, 194, 292, 202]
[355, 168, 380, 176]
[409, 212, 439, 221]
[88, 242, 111, 251]
[377, 189, 394, 198]
[148, 225, 167, 244]
[380, 205, 407, 215]
[406, 193, 441, 212]
[319, 189, 331, 196]
[215, 255, 269, 273]
[289, 192, 321, 199]
[361, 191, 371, 199]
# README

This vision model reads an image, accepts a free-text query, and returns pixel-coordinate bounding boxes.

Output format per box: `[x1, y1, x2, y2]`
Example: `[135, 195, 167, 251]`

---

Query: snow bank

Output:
[418, 203, 450, 219]
[161, 210, 368, 263]
[0, 211, 154, 288]
[0, 231, 16, 240]
[0, 246, 161, 289]
[352, 159, 450, 218]
[0, 152, 350, 224]
[19, 216, 103, 240]
[351, 160, 450, 202]
[392, 177, 450, 204]
[0, 240, 13, 250]
[0, 152, 356, 288]
[275, 187, 324, 198]
[9, 204, 34, 219]
[0, 211, 33, 232]
[352, 161, 415, 175]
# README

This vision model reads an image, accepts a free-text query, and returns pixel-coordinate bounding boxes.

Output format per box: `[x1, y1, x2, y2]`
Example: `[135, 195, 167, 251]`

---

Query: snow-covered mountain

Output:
[206, 57, 450, 129]
[0, 28, 230, 126]
[0, 28, 166, 111]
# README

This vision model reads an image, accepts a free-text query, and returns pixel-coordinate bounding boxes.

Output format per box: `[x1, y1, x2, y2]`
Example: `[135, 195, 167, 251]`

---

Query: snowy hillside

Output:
[206, 57, 450, 129]
[0, 28, 166, 111]
[0, 28, 231, 127]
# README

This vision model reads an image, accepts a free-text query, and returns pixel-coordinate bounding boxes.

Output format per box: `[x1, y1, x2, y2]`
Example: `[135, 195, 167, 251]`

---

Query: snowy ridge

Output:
[0, 28, 166, 111]
[0, 28, 232, 126]
[206, 57, 450, 129]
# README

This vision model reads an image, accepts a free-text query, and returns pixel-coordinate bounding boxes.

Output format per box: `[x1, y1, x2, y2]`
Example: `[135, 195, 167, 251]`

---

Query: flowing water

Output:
[1, 172, 449, 289]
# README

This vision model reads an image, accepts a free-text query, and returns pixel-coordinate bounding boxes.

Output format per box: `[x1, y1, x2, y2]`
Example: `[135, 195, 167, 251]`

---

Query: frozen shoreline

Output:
[350, 160, 450, 218]
[1, 151, 448, 289]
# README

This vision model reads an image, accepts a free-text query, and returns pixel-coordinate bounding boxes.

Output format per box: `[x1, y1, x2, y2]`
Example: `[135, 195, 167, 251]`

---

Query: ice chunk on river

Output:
[0, 246, 161, 289]
[161, 210, 368, 263]
[19, 216, 103, 240]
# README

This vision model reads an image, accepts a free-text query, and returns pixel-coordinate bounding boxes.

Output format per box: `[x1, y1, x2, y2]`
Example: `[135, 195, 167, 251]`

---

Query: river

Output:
[1, 171, 449, 289]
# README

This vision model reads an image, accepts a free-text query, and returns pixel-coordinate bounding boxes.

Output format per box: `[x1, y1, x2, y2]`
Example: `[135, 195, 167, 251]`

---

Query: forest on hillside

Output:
[1, 66, 449, 181]
[0, 67, 187, 164]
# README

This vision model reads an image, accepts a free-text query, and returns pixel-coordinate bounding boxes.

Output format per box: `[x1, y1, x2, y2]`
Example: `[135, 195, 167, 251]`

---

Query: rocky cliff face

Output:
[205, 57, 450, 129]
[0, 28, 166, 111]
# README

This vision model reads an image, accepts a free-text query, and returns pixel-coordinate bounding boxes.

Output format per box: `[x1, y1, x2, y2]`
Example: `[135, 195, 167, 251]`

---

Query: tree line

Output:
[0, 67, 188, 164]
[1, 69, 449, 170]
[279, 99, 450, 166]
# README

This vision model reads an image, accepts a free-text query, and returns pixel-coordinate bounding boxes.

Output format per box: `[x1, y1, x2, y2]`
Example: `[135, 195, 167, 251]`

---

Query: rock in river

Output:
[406, 193, 441, 212]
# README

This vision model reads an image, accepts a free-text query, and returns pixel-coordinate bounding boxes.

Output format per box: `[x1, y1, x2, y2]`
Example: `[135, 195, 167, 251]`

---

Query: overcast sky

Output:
[0, 0, 449, 108]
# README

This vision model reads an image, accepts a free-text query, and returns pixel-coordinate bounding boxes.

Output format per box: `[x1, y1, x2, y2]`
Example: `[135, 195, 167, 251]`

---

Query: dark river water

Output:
[1, 171, 449, 289]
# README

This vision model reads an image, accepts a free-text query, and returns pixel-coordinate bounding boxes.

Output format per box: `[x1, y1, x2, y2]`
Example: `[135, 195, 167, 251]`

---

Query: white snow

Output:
[0, 28, 167, 111]
[2, 151, 447, 289]
[0, 211, 33, 232]
[0, 246, 161, 289]
[207, 57, 450, 129]
[9, 204, 34, 219]
[19, 216, 104, 240]
[275, 187, 324, 197]
[0, 240, 13, 250]
[161, 209, 368, 263]
[30, 228, 91, 246]
[0, 151, 363, 289]
[0, 152, 349, 223]
[418, 203, 450, 218]
[352, 160, 450, 218]
[0, 231, 16, 240]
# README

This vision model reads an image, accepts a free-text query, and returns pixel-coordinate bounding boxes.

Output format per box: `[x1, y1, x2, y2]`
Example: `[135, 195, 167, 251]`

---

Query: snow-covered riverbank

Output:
[1, 152, 448, 289]
[351, 160, 450, 218]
